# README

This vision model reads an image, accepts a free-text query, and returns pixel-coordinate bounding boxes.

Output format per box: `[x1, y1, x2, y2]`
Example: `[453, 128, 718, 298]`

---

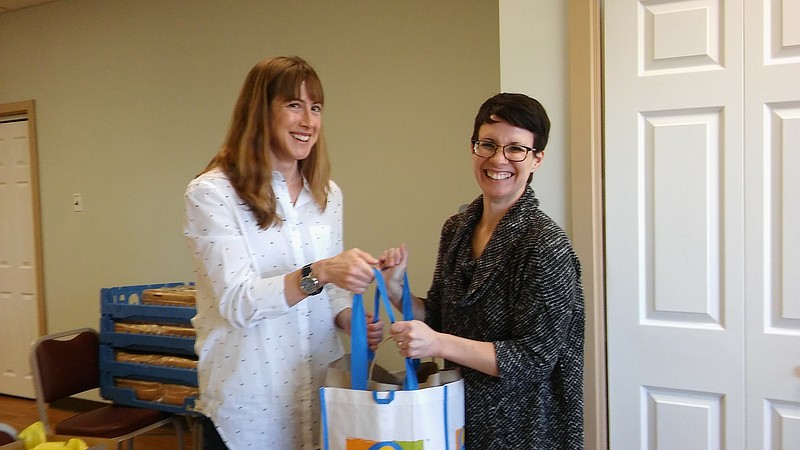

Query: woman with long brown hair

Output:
[184, 56, 383, 449]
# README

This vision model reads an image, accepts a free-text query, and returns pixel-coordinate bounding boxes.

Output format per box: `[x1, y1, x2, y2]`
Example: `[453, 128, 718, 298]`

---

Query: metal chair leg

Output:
[175, 416, 185, 450]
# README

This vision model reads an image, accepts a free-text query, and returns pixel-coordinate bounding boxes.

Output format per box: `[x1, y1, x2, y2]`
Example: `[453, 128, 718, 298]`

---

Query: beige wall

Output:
[500, 0, 569, 229]
[0, 0, 499, 334]
[0, 0, 571, 354]
[1, 0, 593, 437]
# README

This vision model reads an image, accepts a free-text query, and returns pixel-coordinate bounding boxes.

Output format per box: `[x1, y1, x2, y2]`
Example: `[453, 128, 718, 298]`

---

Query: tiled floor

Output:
[0, 394, 195, 449]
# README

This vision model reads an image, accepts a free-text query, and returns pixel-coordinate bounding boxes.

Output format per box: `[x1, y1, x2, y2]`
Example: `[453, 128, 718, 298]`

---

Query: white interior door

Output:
[743, 1, 800, 448]
[0, 117, 39, 398]
[604, 0, 746, 448]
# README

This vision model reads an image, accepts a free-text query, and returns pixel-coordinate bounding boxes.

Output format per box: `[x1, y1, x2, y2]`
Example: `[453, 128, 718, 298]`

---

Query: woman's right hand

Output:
[315, 248, 378, 294]
[378, 244, 408, 307]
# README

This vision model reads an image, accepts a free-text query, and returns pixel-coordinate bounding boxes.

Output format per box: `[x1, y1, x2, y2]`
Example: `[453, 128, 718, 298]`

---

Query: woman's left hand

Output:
[389, 320, 440, 359]
[366, 313, 384, 352]
[335, 308, 381, 346]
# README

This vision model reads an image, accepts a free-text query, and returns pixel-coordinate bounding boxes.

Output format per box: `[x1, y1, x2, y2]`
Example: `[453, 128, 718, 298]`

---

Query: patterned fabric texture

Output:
[184, 169, 349, 449]
[425, 186, 585, 449]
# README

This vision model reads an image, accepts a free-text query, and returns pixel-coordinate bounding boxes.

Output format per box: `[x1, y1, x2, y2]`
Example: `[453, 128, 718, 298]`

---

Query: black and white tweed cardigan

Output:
[425, 186, 585, 449]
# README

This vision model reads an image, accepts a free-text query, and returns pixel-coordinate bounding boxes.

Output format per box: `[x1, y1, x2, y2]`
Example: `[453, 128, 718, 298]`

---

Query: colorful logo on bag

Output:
[344, 427, 463, 449]
[346, 438, 423, 449]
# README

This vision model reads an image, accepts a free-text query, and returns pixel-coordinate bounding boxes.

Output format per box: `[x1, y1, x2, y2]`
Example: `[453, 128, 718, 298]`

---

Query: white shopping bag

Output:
[320, 270, 466, 450]
[320, 377, 465, 450]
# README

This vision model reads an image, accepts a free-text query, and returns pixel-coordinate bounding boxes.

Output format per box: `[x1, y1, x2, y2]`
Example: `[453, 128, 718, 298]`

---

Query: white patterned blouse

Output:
[183, 168, 350, 450]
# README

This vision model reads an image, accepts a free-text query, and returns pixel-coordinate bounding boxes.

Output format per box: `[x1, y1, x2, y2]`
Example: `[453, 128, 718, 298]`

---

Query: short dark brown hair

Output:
[471, 93, 550, 151]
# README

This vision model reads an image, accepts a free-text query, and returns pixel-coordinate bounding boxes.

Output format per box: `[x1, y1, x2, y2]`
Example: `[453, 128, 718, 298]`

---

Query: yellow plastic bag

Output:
[18, 421, 46, 449]
[17, 422, 88, 450]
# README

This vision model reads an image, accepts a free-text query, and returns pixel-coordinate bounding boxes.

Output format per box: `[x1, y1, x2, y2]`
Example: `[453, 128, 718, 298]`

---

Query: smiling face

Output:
[268, 81, 322, 172]
[472, 117, 543, 210]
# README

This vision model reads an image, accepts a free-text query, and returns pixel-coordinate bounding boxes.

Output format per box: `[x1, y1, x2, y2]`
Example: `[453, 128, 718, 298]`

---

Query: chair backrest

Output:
[28, 328, 182, 448]
[31, 328, 100, 403]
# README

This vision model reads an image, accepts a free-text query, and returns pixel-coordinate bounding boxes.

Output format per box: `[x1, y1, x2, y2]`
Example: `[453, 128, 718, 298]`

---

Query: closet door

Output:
[744, 1, 800, 448]
[604, 1, 746, 448]
[0, 113, 41, 399]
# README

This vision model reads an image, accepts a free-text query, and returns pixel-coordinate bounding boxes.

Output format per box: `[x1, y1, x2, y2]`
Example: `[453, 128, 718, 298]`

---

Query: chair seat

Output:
[55, 405, 170, 438]
[0, 431, 15, 446]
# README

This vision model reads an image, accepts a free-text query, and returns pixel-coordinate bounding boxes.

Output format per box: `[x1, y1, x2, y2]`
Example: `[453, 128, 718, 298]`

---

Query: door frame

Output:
[568, 2, 607, 449]
[1, 99, 46, 336]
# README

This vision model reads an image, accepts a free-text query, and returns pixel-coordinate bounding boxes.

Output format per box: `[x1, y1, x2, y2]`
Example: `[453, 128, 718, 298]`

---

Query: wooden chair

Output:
[30, 328, 185, 450]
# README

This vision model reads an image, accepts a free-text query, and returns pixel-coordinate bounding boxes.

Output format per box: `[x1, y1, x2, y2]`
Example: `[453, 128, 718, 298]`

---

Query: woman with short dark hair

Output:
[382, 93, 585, 449]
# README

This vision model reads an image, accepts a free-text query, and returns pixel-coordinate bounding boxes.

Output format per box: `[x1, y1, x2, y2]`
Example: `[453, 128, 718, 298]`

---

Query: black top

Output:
[426, 186, 585, 449]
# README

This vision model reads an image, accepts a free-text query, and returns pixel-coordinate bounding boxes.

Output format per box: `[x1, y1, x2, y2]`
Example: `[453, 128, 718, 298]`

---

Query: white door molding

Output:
[568, 1, 607, 449]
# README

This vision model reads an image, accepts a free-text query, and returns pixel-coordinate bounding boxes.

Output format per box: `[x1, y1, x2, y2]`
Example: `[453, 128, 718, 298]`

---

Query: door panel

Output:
[0, 118, 38, 398]
[605, 0, 745, 448]
[744, 1, 800, 447]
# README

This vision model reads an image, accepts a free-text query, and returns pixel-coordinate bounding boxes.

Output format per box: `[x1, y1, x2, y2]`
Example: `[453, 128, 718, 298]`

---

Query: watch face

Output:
[300, 276, 319, 295]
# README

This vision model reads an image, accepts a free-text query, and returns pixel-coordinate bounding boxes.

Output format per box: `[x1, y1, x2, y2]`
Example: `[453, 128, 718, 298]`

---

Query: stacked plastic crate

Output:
[99, 282, 199, 414]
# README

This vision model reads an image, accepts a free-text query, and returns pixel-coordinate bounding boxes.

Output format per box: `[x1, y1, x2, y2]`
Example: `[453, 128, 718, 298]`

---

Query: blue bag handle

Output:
[373, 271, 420, 376]
[350, 268, 419, 391]
[373, 270, 420, 388]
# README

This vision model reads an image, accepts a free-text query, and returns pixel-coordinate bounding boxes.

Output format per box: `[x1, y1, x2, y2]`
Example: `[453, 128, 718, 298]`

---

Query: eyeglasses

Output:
[471, 140, 537, 162]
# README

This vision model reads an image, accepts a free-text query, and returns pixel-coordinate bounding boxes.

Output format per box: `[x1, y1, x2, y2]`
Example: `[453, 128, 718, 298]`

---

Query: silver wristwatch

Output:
[299, 263, 323, 295]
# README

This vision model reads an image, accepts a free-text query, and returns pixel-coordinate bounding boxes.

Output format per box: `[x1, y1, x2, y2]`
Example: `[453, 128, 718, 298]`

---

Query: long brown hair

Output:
[202, 56, 331, 228]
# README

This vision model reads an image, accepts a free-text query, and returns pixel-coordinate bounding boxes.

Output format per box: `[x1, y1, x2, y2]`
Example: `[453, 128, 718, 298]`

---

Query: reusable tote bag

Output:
[320, 269, 465, 450]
